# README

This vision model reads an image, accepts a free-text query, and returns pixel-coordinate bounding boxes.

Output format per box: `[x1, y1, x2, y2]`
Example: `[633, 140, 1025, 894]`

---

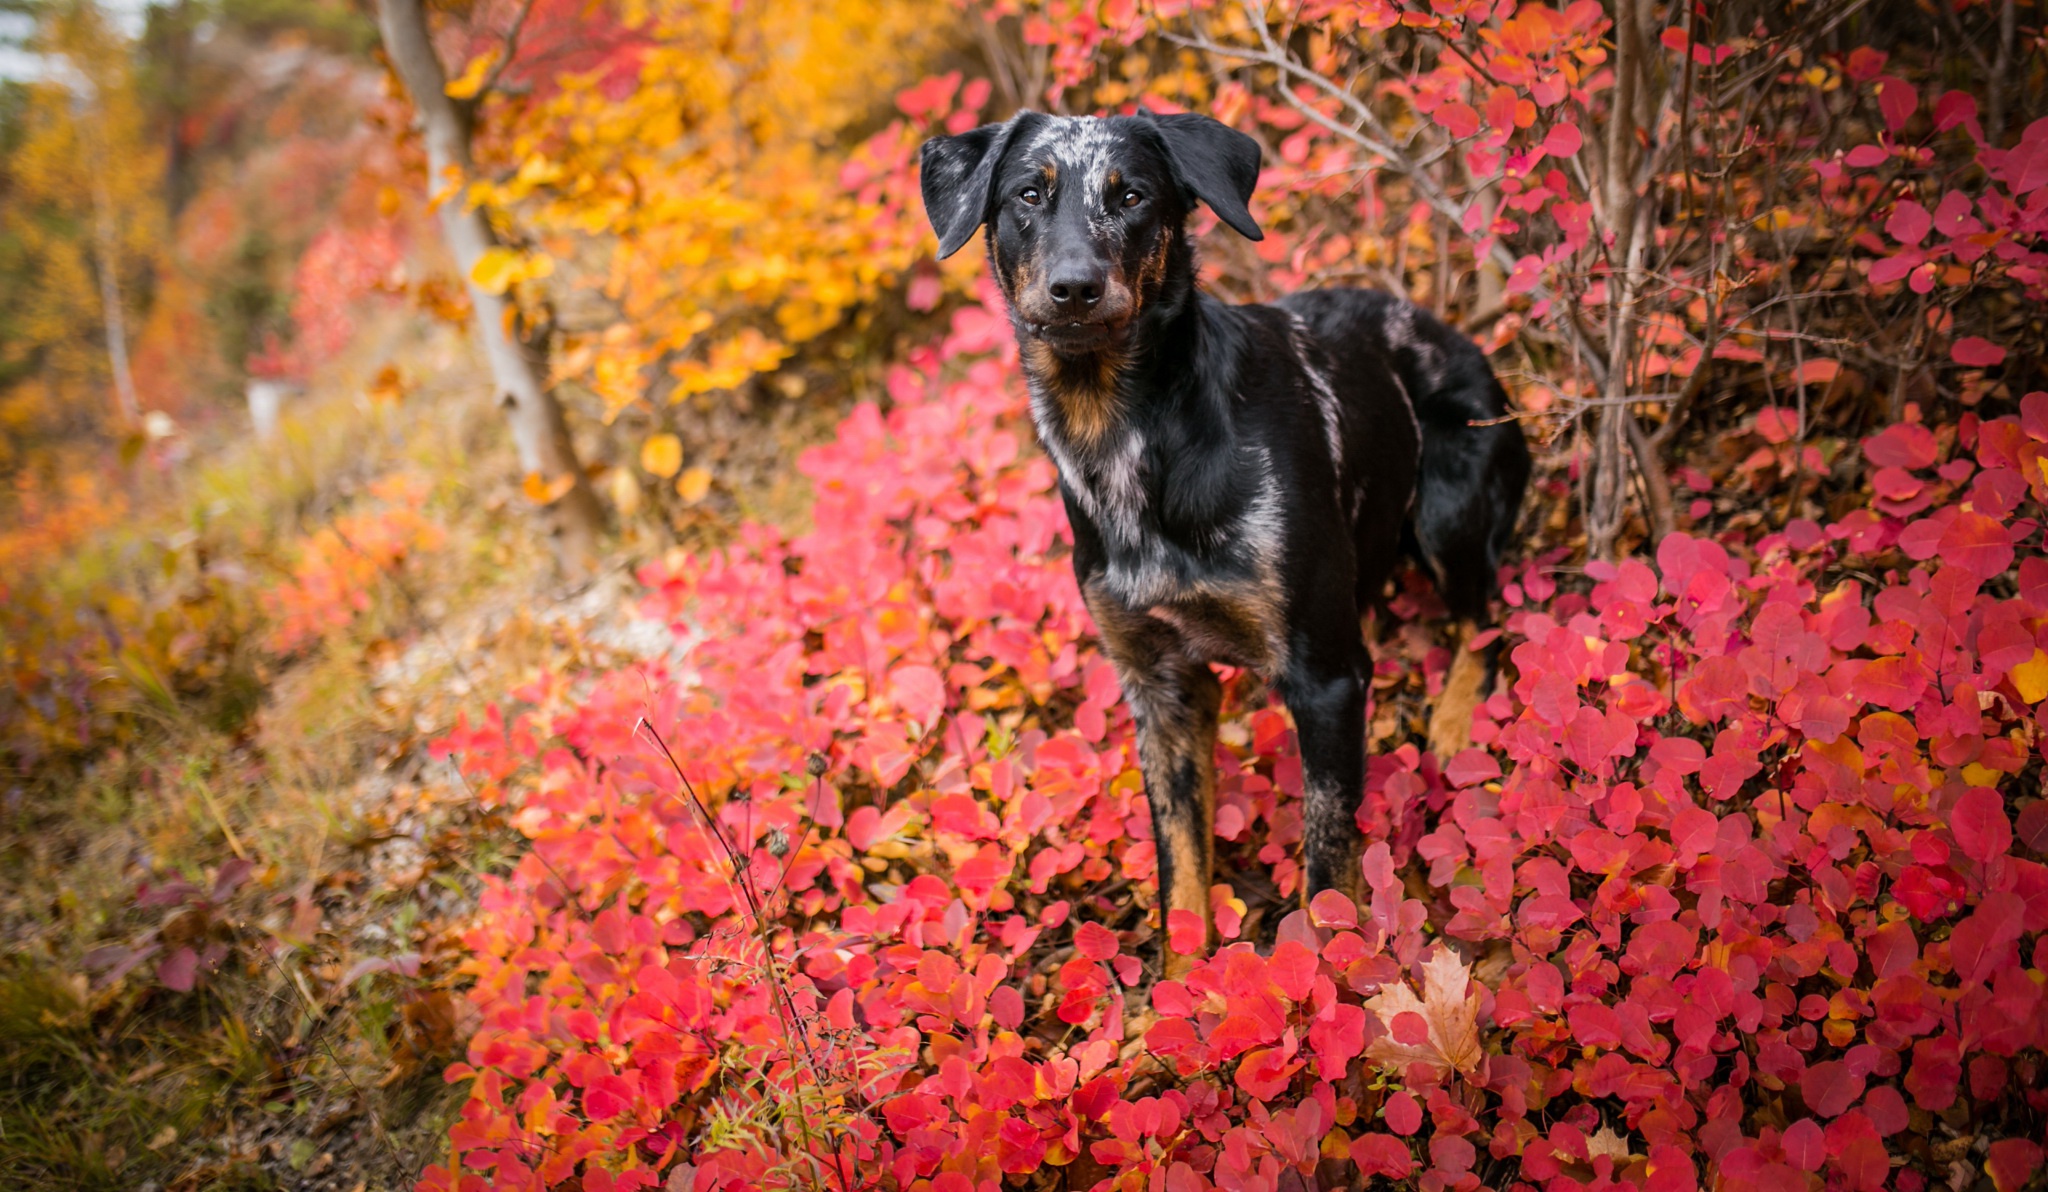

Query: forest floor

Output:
[0, 315, 826, 1191]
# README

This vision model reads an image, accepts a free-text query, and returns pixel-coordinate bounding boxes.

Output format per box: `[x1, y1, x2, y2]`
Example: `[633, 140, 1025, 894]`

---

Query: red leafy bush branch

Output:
[421, 270, 2048, 1189]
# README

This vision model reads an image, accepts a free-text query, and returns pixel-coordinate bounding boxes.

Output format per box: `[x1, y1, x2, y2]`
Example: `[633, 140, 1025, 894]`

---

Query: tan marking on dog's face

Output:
[1130, 232, 1173, 318]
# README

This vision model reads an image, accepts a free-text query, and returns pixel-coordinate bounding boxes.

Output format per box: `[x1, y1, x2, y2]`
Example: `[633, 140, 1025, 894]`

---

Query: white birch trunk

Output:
[373, 0, 603, 572]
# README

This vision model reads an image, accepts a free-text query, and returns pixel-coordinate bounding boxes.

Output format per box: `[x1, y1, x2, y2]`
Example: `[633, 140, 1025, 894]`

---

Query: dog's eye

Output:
[1121, 190, 1144, 209]
[1019, 187, 1042, 206]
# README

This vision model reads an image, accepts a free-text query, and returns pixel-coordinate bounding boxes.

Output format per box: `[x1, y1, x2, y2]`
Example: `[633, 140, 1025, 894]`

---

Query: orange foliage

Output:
[263, 472, 447, 653]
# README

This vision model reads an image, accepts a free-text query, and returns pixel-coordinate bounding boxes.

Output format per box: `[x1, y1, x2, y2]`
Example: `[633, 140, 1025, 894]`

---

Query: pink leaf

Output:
[1784, 1119, 1825, 1171]
[1351, 1133, 1415, 1178]
[1952, 787, 2013, 863]
[1542, 123, 1583, 157]
[1952, 336, 2008, 367]
[1435, 102, 1480, 139]
[1874, 76, 1918, 132]
[1308, 888, 1357, 929]
[1886, 200, 1931, 246]
[1933, 90, 1978, 132]
[1073, 920, 1120, 961]
[1384, 1091, 1423, 1136]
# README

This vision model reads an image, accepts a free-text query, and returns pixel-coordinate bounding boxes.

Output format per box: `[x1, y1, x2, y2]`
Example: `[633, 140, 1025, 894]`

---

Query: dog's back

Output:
[1278, 288, 1532, 621]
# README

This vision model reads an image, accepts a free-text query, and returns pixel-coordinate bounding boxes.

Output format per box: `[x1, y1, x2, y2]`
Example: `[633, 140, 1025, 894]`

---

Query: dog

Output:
[920, 110, 1530, 973]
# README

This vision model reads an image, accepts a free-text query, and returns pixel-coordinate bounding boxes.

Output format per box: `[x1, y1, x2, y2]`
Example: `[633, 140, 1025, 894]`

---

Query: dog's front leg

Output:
[1282, 647, 1369, 906]
[1083, 582, 1221, 978]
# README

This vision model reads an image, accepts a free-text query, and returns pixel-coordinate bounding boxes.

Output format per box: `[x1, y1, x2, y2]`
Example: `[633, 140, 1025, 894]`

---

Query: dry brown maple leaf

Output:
[1363, 946, 1484, 1078]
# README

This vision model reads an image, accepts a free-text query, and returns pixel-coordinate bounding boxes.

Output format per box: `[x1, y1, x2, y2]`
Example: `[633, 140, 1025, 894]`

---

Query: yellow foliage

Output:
[0, 0, 166, 451]
[466, 0, 956, 418]
[639, 432, 683, 477]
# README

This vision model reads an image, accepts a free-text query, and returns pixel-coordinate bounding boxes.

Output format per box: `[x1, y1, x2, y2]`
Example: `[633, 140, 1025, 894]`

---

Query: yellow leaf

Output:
[676, 466, 713, 504]
[445, 49, 499, 100]
[2011, 649, 2048, 705]
[1961, 763, 2000, 788]
[522, 471, 575, 506]
[640, 433, 683, 478]
[471, 247, 524, 295]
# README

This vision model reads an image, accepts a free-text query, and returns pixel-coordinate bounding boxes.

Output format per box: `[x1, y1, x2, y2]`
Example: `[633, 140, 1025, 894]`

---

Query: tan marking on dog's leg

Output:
[1159, 814, 1213, 980]
[1427, 619, 1486, 759]
[1084, 579, 1219, 979]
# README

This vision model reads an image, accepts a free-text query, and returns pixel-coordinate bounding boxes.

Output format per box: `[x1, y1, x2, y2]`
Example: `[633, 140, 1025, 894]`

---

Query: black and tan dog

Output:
[920, 110, 1530, 972]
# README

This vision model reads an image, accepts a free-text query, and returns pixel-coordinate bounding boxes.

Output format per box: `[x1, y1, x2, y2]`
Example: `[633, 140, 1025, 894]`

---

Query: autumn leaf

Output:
[444, 49, 500, 99]
[469, 247, 551, 294]
[676, 466, 713, 504]
[522, 471, 576, 505]
[640, 433, 683, 478]
[1363, 947, 1483, 1078]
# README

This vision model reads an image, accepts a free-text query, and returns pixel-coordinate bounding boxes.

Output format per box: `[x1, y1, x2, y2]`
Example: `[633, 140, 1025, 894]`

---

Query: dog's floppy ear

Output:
[1142, 111, 1264, 242]
[920, 113, 1037, 260]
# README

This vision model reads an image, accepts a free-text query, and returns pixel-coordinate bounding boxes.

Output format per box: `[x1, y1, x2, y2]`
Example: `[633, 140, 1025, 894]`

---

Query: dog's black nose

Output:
[1046, 266, 1105, 311]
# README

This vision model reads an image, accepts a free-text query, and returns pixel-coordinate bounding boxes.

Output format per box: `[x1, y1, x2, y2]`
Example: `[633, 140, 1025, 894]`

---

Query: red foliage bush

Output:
[419, 271, 2048, 1188]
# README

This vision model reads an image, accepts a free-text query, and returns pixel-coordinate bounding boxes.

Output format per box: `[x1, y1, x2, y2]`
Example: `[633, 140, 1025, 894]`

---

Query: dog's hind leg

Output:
[1083, 581, 1222, 978]
[1411, 380, 1528, 760]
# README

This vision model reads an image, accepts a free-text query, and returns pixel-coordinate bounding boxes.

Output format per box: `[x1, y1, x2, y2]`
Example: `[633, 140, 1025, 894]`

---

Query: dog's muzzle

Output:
[1029, 320, 1121, 353]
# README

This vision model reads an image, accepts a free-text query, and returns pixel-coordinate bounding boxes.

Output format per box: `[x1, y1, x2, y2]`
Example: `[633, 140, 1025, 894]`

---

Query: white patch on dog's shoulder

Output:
[1287, 314, 1346, 473]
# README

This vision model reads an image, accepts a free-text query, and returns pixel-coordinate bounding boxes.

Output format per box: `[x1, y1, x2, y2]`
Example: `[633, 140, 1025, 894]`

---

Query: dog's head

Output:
[920, 111, 1263, 357]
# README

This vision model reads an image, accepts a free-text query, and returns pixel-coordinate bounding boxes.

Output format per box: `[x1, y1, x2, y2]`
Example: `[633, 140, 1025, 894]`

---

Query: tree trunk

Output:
[1586, 0, 1644, 562]
[372, 0, 604, 574]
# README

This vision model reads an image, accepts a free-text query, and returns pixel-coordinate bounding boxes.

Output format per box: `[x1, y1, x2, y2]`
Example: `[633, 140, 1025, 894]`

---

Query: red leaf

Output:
[990, 985, 1024, 1029]
[1939, 511, 2014, 582]
[1800, 1059, 1864, 1118]
[1905, 1035, 1962, 1110]
[1952, 336, 2008, 367]
[1864, 422, 1937, 468]
[1988, 1139, 2045, 1192]
[1073, 921, 1120, 961]
[1893, 864, 1965, 920]
[1755, 405, 1800, 442]
[1308, 888, 1357, 929]
[1933, 90, 1978, 132]
[1445, 748, 1501, 788]
[1542, 123, 1583, 157]
[584, 1072, 636, 1120]
[1885, 200, 1931, 246]
[1351, 1133, 1415, 1178]
[1234, 1045, 1300, 1101]
[1625, 920, 1698, 981]
[1308, 1002, 1367, 1077]
[1783, 1119, 1825, 1171]
[1874, 76, 1918, 132]
[1952, 787, 2013, 862]
[1435, 102, 1480, 138]
[1824, 1115, 1889, 1192]
[1384, 1091, 1422, 1136]
[1167, 909, 1205, 954]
